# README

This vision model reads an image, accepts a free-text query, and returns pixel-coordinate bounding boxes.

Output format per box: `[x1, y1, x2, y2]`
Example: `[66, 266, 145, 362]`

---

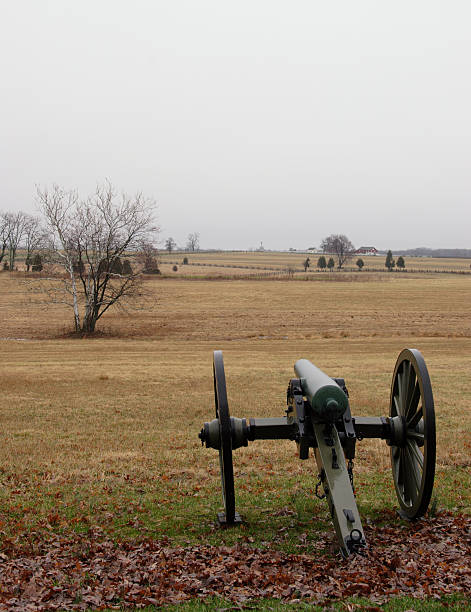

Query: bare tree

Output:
[0, 213, 11, 266]
[320, 234, 355, 270]
[23, 215, 46, 271]
[165, 237, 177, 254]
[36, 182, 159, 333]
[6, 212, 28, 271]
[186, 232, 200, 252]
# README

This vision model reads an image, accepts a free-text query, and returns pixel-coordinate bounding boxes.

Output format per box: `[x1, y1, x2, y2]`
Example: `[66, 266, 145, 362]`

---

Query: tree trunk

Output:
[82, 293, 100, 333]
[66, 263, 81, 332]
[9, 247, 16, 271]
[81, 315, 97, 333]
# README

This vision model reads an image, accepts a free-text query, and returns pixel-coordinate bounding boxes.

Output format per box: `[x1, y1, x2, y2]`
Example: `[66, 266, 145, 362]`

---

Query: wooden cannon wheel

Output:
[389, 348, 436, 520]
[213, 350, 237, 524]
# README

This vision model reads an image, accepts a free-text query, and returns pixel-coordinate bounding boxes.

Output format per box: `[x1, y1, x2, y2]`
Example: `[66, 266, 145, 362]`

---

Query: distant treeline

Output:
[393, 248, 471, 258]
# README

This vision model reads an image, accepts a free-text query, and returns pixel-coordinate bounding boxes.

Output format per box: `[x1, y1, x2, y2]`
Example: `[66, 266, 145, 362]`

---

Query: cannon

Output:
[198, 348, 436, 557]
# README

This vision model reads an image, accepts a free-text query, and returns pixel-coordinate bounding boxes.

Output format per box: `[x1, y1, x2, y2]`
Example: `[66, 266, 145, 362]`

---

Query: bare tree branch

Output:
[186, 232, 200, 252]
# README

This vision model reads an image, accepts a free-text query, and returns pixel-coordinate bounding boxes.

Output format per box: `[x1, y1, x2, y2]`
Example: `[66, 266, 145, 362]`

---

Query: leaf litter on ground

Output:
[0, 512, 469, 610]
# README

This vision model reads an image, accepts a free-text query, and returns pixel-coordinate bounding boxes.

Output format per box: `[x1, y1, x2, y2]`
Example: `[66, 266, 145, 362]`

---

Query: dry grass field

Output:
[0, 266, 470, 607]
[157, 250, 471, 276]
[1, 269, 470, 493]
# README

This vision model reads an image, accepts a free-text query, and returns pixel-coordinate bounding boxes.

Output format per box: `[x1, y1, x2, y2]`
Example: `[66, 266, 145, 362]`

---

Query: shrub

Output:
[97, 259, 107, 277]
[385, 250, 395, 271]
[31, 254, 43, 272]
[72, 259, 85, 274]
[173, 265, 178, 272]
[122, 260, 133, 275]
[143, 256, 160, 274]
[182, 257, 188, 265]
[110, 257, 123, 275]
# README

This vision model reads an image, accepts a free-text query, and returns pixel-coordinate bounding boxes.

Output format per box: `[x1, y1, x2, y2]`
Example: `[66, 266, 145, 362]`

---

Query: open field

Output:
[156, 251, 471, 276]
[12, 249, 471, 277]
[0, 270, 470, 608]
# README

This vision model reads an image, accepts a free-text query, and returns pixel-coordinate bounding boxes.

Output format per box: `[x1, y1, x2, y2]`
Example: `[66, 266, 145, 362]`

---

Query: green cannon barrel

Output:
[294, 359, 348, 422]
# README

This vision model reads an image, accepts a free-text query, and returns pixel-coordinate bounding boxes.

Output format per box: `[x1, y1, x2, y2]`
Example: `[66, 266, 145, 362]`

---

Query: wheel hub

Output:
[199, 417, 248, 450]
[388, 415, 407, 447]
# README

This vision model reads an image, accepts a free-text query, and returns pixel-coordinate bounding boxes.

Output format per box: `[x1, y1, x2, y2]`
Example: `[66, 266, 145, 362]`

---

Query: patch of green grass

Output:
[1, 462, 470, 555]
[380, 594, 470, 611]
[97, 593, 471, 611]
[434, 467, 471, 514]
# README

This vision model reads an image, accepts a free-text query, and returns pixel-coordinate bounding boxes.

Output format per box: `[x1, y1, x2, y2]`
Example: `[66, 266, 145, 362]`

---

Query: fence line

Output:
[163, 261, 471, 276]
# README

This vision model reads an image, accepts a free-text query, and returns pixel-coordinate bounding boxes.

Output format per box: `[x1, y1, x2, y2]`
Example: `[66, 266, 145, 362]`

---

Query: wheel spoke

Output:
[398, 448, 405, 486]
[392, 446, 401, 484]
[403, 448, 418, 504]
[407, 429, 424, 445]
[407, 439, 424, 470]
[406, 445, 422, 496]
[394, 449, 405, 503]
[407, 405, 423, 429]
[405, 367, 418, 419]
[402, 362, 411, 413]
[406, 379, 421, 421]
[393, 395, 401, 418]
[397, 370, 405, 416]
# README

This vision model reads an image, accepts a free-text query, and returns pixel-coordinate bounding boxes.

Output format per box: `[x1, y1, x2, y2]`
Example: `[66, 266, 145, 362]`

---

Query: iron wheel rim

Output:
[213, 350, 236, 523]
[390, 348, 436, 519]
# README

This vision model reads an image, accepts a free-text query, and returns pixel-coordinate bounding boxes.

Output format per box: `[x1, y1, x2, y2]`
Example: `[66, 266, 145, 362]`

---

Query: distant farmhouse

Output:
[356, 246, 378, 256]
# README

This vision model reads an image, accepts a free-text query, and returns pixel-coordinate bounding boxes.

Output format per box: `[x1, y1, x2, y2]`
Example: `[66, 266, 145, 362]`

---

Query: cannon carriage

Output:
[198, 348, 436, 557]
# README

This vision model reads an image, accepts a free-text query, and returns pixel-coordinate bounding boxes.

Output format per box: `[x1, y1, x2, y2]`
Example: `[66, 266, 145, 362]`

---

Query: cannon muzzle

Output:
[294, 359, 348, 422]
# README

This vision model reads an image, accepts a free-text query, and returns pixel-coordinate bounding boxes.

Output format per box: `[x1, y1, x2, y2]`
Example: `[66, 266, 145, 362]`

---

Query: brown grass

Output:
[3, 272, 471, 341]
[1, 270, 470, 491]
[158, 250, 471, 274]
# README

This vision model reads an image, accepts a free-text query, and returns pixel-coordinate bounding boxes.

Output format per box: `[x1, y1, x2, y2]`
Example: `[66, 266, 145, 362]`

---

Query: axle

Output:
[199, 413, 404, 450]
[199, 416, 297, 450]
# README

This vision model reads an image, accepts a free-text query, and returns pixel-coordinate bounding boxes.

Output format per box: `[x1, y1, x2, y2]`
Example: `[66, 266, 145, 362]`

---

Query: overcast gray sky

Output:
[1, 1, 470, 250]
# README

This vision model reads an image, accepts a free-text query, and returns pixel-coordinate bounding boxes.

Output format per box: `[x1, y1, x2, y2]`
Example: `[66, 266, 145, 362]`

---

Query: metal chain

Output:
[315, 474, 326, 499]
